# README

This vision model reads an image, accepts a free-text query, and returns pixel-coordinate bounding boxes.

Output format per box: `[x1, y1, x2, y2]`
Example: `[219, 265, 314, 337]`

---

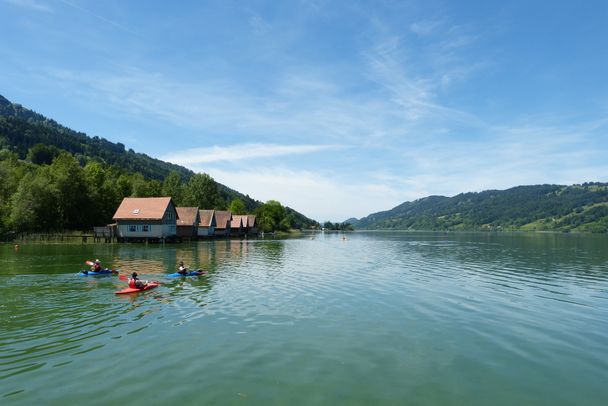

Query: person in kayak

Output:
[177, 261, 188, 275]
[91, 259, 102, 273]
[129, 272, 148, 289]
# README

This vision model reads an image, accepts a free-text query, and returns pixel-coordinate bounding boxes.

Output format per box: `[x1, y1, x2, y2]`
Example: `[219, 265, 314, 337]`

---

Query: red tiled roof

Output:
[176, 207, 199, 226]
[214, 210, 232, 230]
[112, 197, 174, 220]
[231, 215, 248, 228]
[198, 210, 215, 227]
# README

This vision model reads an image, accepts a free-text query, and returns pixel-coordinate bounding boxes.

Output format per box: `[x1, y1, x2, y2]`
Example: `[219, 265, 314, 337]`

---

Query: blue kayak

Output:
[78, 269, 119, 276]
[167, 270, 205, 277]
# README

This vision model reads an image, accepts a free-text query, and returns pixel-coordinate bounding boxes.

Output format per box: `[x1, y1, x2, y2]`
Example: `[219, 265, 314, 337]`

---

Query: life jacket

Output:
[128, 278, 136, 288]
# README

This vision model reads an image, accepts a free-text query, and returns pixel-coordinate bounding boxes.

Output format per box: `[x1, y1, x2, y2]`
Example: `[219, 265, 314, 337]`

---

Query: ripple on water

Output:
[1, 234, 608, 404]
[0, 275, 128, 383]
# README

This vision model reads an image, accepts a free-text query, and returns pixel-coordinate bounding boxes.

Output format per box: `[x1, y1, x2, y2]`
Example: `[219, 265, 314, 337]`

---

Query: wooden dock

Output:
[17, 227, 117, 243]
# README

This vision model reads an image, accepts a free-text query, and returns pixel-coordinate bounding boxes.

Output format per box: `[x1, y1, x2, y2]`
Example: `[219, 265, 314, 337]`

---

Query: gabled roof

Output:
[215, 210, 232, 230]
[176, 207, 199, 226]
[113, 197, 175, 220]
[198, 210, 215, 227]
[246, 215, 257, 228]
[231, 215, 246, 228]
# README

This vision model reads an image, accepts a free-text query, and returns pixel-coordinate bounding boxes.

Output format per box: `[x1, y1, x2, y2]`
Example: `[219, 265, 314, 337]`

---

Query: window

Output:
[142, 225, 149, 232]
[129, 225, 136, 232]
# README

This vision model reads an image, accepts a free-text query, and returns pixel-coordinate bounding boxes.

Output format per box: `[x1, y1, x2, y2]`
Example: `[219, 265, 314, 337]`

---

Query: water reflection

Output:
[1, 233, 607, 404]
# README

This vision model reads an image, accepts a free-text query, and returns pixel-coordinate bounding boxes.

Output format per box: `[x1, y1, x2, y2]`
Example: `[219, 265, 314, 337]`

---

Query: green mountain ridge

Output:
[0, 94, 317, 231]
[353, 184, 608, 233]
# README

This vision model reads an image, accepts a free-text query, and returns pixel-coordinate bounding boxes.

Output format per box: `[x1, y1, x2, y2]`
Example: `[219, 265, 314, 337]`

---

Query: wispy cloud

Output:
[58, 0, 141, 37]
[410, 19, 442, 36]
[5, 0, 52, 13]
[162, 143, 340, 165]
[17, 6, 607, 221]
[363, 32, 485, 128]
[44, 66, 407, 145]
[248, 12, 269, 34]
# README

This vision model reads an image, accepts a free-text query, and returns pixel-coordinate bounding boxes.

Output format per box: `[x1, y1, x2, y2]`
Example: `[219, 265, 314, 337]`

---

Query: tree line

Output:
[0, 94, 318, 235]
[0, 147, 318, 235]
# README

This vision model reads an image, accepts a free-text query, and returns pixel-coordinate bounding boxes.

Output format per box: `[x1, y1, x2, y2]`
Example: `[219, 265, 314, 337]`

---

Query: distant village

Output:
[98, 197, 257, 242]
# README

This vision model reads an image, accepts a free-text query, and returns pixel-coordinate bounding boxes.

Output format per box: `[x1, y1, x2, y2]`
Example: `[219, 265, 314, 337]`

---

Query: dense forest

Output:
[0, 95, 318, 235]
[353, 184, 608, 233]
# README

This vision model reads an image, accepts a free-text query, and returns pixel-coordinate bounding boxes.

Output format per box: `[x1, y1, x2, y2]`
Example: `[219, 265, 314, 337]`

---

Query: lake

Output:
[1, 231, 607, 405]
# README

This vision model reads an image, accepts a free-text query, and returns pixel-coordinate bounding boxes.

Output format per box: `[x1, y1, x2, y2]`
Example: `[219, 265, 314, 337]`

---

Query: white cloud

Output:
[196, 166, 408, 222]
[44, 66, 411, 145]
[161, 143, 340, 165]
[30, 14, 608, 221]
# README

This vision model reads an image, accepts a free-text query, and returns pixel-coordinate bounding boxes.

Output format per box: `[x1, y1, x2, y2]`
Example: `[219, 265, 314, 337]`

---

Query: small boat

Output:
[78, 269, 119, 276]
[167, 270, 206, 277]
[114, 282, 160, 294]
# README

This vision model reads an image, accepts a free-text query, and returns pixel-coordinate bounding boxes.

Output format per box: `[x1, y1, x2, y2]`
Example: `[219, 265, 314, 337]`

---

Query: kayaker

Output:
[91, 259, 102, 273]
[129, 272, 147, 289]
[177, 261, 188, 275]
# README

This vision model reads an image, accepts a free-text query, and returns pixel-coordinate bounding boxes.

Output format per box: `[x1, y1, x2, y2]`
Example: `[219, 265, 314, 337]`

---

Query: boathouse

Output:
[112, 197, 177, 242]
[176, 207, 200, 239]
[230, 215, 247, 237]
[246, 215, 258, 236]
[214, 210, 232, 237]
[198, 209, 217, 237]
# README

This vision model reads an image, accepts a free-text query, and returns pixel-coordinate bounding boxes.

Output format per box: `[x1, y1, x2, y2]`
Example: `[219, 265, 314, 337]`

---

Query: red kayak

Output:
[114, 282, 159, 294]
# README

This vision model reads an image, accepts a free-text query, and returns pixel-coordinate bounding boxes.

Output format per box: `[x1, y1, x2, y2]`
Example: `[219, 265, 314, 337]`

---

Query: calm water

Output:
[1, 232, 607, 405]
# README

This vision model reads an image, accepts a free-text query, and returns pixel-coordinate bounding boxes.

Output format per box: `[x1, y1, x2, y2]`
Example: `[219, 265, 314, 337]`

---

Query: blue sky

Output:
[1, 0, 607, 221]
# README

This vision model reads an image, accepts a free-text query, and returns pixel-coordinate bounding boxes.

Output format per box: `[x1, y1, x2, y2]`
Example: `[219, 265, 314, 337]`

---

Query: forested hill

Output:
[0, 94, 318, 232]
[353, 184, 608, 233]
[0, 94, 261, 209]
[0, 94, 192, 181]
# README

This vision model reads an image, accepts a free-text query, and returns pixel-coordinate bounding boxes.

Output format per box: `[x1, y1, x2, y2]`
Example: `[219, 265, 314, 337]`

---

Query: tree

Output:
[26, 143, 61, 165]
[130, 173, 149, 197]
[51, 152, 90, 229]
[183, 173, 219, 209]
[162, 171, 183, 204]
[115, 174, 132, 198]
[256, 200, 286, 232]
[0, 151, 25, 232]
[229, 198, 247, 215]
[10, 168, 58, 231]
[148, 179, 162, 197]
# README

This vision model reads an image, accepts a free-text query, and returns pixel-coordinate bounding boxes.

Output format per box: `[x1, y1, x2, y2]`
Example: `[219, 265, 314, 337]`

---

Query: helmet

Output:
[132, 272, 138, 278]
[179, 261, 184, 265]
[95, 259, 100, 264]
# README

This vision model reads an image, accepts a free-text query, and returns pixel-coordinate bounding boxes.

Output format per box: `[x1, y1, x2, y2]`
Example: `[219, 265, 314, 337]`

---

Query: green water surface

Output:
[1, 232, 607, 405]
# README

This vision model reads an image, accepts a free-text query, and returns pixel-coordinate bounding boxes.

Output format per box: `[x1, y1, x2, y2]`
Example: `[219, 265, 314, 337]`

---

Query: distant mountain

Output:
[0, 94, 317, 227]
[343, 217, 358, 224]
[353, 184, 608, 233]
